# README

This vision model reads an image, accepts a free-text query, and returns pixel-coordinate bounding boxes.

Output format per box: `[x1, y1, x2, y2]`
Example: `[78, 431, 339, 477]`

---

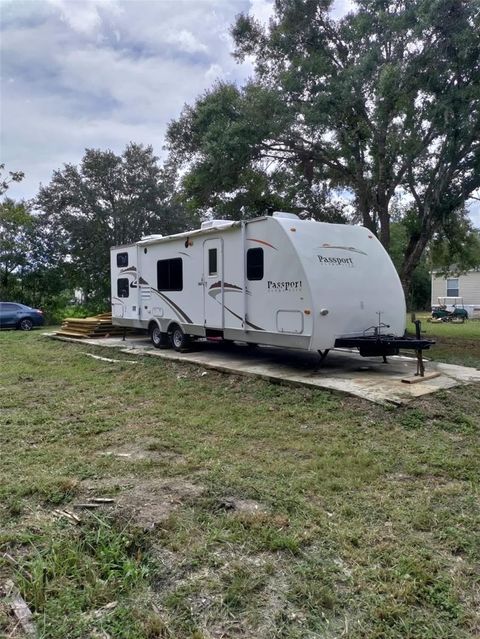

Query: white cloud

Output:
[467, 200, 480, 229]
[166, 29, 208, 54]
[249, 0, 273, 25]
[1, 0, 251, 200]
[2, 0, 478, 232]
[331, 0, 356, 18]
[47, 0, 104, 36]
[205, 63, 224, 82]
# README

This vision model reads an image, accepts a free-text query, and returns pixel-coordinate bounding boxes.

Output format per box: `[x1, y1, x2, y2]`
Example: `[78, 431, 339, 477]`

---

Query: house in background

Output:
[431, 269, 480, 318]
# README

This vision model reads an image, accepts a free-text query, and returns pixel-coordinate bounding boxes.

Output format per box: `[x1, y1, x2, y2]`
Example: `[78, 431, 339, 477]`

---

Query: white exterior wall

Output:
[431, 271, 480, 306]
[285, 219, 406, 342]
[119, 218, 314, 349]
[111, 216, 407, 351]
[110, 244, 139, 323]
[431, 270, 480, 318]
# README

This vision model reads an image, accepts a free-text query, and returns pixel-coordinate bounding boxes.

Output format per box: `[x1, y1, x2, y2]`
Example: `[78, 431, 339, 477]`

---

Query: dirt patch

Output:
[216, 497, 269, 514]
[97, 439, 184, 464]
[386, 473, 467, 490]
[79, 477, 204, 529]
[150, 548, 293, 639]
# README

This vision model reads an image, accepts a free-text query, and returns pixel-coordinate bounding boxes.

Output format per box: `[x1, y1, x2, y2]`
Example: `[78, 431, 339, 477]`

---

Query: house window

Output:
[157, 258, 183, 291]
[446, 278, 459, 297]
[117, 252, 128, 267]
[208, 248, 218, 276]
[247, 248, 264, 281]
[117, 278, 129, 298]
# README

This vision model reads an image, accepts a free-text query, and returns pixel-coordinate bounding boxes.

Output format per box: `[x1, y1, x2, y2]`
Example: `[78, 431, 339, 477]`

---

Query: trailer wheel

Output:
[170, 325, 191, 352]
[149, 323, 169, 349]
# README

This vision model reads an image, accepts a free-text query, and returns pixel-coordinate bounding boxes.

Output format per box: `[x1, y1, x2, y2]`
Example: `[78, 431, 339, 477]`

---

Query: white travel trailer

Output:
[110, 212, 432, 360]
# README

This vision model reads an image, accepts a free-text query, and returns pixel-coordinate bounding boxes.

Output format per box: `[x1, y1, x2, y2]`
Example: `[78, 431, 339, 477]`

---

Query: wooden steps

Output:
[56, 313, 129, 339]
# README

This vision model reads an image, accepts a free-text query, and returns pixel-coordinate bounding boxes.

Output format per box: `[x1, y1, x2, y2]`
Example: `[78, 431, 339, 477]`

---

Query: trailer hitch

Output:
[334, 319, 435, 370]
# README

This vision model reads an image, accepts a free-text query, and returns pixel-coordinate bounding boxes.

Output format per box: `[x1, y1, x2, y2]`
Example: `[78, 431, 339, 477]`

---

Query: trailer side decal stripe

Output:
[248, 239, 278, 250]
[318, 244, 367, 255]
[207, 281, 262, 329]
[209, 281, 243, 292]
[151, 288, 193, 324]
[223, 305, 264, 331]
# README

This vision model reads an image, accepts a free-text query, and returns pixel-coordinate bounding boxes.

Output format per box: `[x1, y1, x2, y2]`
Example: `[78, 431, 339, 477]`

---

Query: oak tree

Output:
[167, 0, 480, 294]
[37, 143, 196, 302]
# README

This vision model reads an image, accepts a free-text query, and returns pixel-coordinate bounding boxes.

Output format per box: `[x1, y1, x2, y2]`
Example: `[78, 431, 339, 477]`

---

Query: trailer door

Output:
[203, 239, 223, 329]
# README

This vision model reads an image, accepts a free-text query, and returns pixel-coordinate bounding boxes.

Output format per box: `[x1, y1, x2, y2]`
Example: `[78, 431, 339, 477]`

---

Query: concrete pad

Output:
[46, 334, 480, 405]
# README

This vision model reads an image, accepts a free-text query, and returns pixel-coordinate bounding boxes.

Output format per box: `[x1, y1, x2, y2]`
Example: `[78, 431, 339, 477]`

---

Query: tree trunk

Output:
[375, 132, 390, 250]
[378, 207, 390, 249]
[400, 226, 431, 308]
[355, 184, 376, 235]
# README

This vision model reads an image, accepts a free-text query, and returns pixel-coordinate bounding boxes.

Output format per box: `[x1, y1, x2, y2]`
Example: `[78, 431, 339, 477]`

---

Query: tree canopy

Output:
[0, 162, 24, 197]
[0, 199, 35, 293]
[1, 165, 70, 312]
[167, 0, 480, 293]
[37, 143, 198, 303]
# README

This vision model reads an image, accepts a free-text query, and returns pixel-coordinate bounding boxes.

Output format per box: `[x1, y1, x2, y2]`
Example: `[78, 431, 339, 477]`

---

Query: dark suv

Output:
[0, 302, 45, 330]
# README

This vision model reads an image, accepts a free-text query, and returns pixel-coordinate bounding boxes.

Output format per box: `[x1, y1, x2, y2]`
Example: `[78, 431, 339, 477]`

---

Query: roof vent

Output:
[201, 220, 233, 230]
[272, 211, 300, 220]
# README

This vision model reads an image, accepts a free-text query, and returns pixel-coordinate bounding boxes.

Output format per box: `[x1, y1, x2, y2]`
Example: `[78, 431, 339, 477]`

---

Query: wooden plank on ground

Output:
[55, 312, 131, 339]
[401, 372, 442, 384]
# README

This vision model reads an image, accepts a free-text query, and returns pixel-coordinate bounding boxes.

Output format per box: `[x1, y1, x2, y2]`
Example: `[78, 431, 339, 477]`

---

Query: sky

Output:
[0, 0, 478, 227]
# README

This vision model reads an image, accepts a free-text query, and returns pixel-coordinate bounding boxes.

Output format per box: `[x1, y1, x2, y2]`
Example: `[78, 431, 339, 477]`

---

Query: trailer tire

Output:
[149, 323, 169, 349]
[170, 325, 191, 352]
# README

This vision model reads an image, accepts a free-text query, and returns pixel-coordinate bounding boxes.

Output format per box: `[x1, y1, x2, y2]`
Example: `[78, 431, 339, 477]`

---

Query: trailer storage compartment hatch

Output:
[276, 310, 304, 333]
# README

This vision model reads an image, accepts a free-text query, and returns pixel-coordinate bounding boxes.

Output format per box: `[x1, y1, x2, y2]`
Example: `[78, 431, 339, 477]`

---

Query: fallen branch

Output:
[53, 509, 81, 523]
[4, 579, 36, 638]
[93, 600, 118, 618]
[100, 452, 132, 458]
[80, 352, 138, 364]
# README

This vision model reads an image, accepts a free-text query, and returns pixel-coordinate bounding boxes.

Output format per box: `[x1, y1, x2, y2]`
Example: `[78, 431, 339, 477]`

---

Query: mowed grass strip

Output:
[0, 331, 479, 638]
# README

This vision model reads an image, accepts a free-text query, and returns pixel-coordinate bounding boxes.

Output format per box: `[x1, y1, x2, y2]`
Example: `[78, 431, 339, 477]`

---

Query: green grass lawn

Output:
[1, 332, 479, 639]
[406, 314, 480, 368]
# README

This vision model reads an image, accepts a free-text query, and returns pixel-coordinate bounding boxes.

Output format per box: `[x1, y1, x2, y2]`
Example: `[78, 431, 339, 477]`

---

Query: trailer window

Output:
[208, 248, 218, 275]
[247, 248, 264, 281]
[117, 278, 129, 298]
[157, 258, 183, 291]
[446, 278, 459, 297]
[117, 252, 128, 267]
